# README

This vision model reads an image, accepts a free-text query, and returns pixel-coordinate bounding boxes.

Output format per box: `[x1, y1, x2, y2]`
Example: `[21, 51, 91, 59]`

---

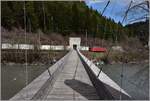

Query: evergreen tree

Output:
[2, 1, 141, 42]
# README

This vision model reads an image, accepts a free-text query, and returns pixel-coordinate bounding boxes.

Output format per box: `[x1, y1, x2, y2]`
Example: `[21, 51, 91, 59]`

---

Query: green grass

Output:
[90, 52, 104, 59]
[81, 51, 105, 60]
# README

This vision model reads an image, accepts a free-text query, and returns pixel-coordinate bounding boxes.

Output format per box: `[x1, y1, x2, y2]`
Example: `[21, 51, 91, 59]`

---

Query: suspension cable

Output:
[42, 1, 46, 32]
[118, 1, 133, 99]
[119, 0, 149, 99]
[101, 0, 110, 15]
[24, 1, 28, 98]
[97, 0, 114, 77]
[122, 0, 133, 24]
[101, 0, 110, 47]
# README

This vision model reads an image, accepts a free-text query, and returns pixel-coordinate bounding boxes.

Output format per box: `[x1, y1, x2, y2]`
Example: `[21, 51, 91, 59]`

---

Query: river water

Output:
[2, 62, 149, 100]
[1, 64, 49, 100]
[1, 50, 68, 100]
[101, 63, 149, 100]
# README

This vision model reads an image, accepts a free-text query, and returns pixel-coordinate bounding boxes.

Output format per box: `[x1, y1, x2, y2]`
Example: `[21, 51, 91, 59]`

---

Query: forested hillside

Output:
[125, 20, 149, 45]
[2, 1, 130, 42]
[2, 1, 149, 45]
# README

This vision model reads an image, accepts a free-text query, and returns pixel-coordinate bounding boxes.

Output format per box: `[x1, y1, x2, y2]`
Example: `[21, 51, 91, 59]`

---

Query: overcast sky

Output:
[85, 0, 148, 25]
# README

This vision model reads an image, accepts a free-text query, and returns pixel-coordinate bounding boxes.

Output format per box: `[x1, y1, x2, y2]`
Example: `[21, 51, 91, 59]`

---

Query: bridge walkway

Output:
[44, 50, 99, 100]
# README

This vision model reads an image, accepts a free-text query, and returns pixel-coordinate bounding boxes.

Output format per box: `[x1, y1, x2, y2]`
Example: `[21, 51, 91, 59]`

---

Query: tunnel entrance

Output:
[69, 37, 81, 50]
[73, 44, 77, 50]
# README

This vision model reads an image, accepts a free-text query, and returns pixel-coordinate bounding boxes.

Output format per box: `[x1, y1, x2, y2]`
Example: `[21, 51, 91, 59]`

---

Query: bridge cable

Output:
[42, 1, 52, 77]
[96, 1, 128, 99]
[101, 0, 110, 47]
[101, 0, 110, 15]
[23, 1, 29, 99]
[119, 1, 149, 99]
[119, 1, 133, 100]
[122, 0, 133, 24]
[97, 0, 114, 77]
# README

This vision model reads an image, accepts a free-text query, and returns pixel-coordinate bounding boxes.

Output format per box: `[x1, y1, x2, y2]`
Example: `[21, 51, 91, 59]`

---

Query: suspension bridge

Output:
[10, 49, 132, 100]
[4, 1, 149, 100]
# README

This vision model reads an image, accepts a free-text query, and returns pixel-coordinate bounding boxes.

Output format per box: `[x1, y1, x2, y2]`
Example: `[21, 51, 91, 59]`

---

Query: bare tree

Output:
[125, 0, 149, 24]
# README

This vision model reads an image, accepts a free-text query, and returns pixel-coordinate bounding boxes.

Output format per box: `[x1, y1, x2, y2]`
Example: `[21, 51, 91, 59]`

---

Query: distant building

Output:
[69, 37, 81, 49]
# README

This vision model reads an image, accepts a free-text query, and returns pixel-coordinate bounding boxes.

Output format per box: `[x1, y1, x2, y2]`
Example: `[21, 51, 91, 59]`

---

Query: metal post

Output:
[24, 1, 28, 98]
[29, 18, 31, 33]
[38, 30, 41, 50]
[42, 1, 46, 32]
[120, 57, 124, 100]
[51, 16, 53, 32]
[86, 29, 87, 46]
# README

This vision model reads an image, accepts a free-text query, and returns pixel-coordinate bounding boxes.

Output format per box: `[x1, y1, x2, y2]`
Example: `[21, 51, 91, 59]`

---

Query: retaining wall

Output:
[2, 43, 89, 51]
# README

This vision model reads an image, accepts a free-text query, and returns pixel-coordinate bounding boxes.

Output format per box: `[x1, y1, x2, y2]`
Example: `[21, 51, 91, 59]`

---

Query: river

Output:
[1, 64, 49, 100]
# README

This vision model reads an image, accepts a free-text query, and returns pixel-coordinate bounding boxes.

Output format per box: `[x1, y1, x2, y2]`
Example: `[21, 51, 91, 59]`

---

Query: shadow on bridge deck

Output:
[44, 50, 99, 100]
[64, 79, 99, 100]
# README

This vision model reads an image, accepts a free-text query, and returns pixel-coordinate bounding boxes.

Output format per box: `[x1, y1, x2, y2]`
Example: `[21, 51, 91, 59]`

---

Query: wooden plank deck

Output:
[44, 50, 99, 100]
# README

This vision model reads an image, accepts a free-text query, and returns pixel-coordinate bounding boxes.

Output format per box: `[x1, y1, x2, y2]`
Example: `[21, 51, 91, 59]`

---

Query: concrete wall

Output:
[1, 43, 89, 51]
[2, 43, 34, 50]
[79, 46, 89, 51]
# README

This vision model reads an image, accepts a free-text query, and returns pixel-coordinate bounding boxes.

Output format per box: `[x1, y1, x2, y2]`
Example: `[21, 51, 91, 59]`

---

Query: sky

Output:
[85, 0, 148, 25]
